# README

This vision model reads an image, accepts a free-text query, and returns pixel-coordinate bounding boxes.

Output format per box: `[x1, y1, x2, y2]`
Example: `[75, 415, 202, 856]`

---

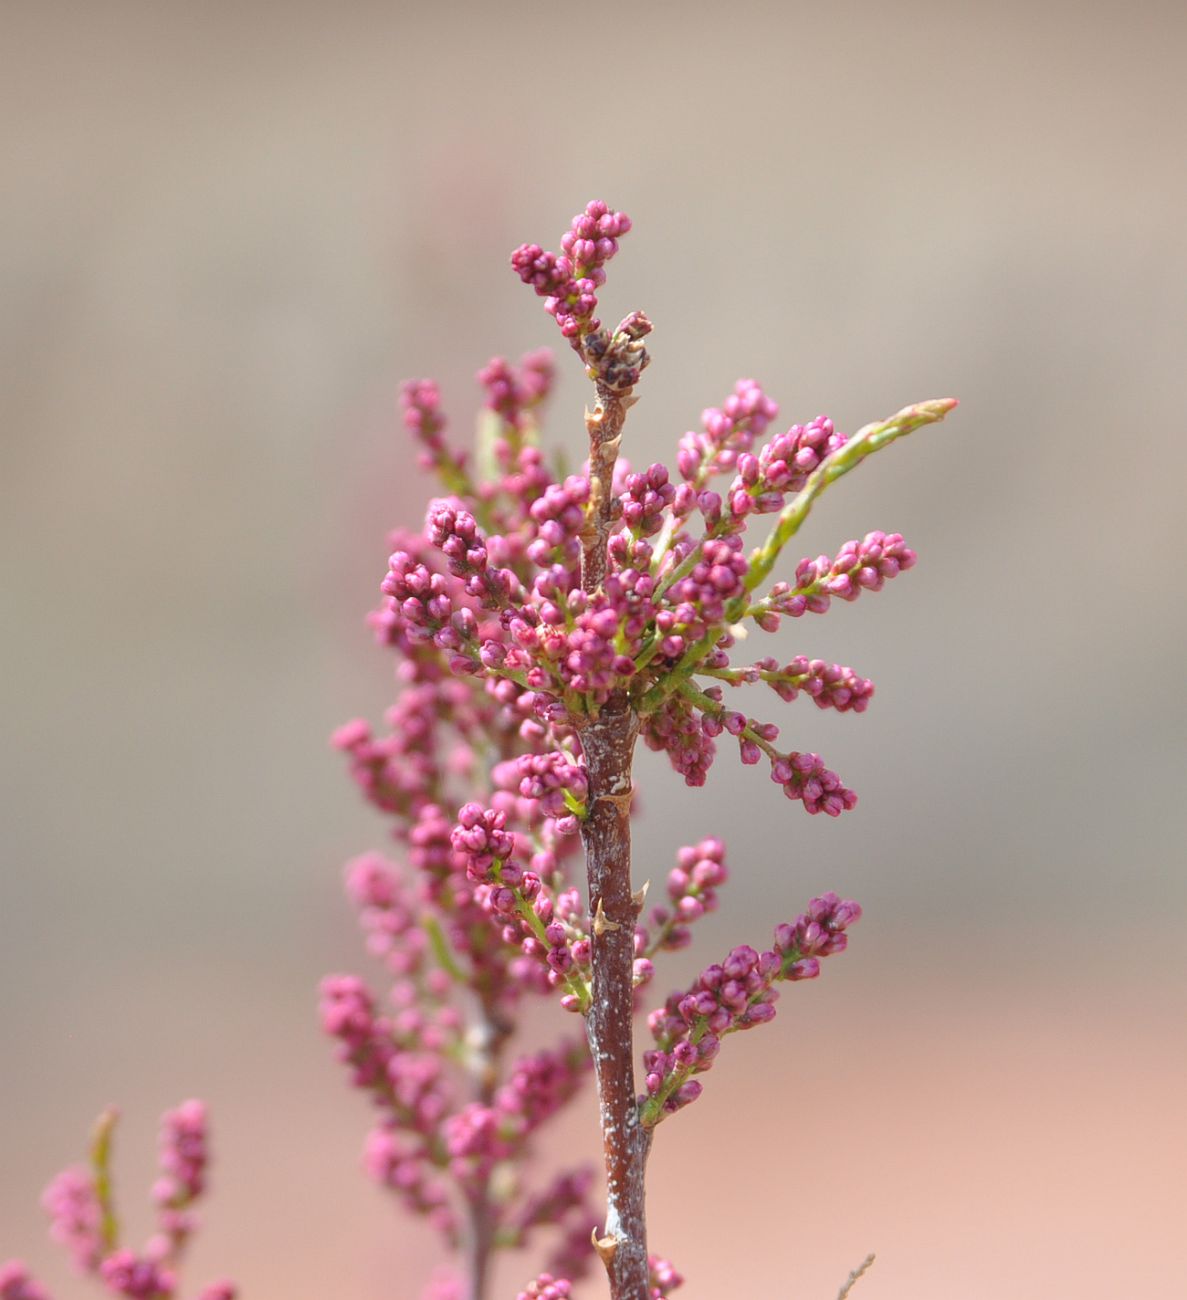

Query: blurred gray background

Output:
[3, 2, 1184, 1297]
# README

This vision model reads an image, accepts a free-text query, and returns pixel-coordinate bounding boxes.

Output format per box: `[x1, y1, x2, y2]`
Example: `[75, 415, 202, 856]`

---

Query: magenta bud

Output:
[672, 1041, 697, 1066]
[800, 921, 824, 951]
[833, 900, 862, 927]
[722, 946, 758, 979]
[667, 867, 690, 896]
[456, 803, 483, 828]
[692, 990, 719, 1017]
[546, 948, 573, 973]
[490, 887, 517, 914]
[673, 1080, 703, 1107]
[479, 640, 506, 668]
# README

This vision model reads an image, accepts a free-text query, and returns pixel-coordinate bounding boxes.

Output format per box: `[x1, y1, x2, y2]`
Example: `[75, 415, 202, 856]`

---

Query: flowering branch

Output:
[5, 200, 957, 1300]
[509, 201, 952, 1297]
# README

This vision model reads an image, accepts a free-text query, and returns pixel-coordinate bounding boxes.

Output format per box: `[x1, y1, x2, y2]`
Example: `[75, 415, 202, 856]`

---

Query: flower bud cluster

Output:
[639, 693, 716, 785]
[0, 1263, 53, 1300]
[513, 751, 589, 825]
[517, 1254, 684, 1300]
[154, 1101, 207, 1209]
[344, 853, 429, 979]
[41, 1167, 102, 1272]
[364, 1127, 457, 1240]
[8, 1106, 236, 1300]
[621, 464, 676, 538]
[676, 379, 780, 486]
[753, 655, 875, 712]
[442, 1041, 588, 1189]
[770, 749, 858, 816]
[427, 501, 523, 609]
[504, 1166, 597, 1281]
[403, 378, 469, 493]
[641, 837, 729, 953]
[665, 533, 749, 626]
[726, 415, 848, 521]
[98, 1254, 174, 1299]
[447, 803, 594, 1005]
[320, 974, 460, 1237]
[332, 668, 485, 824]
[527, 476, 589, 569]
[148, 1100, 211, 1261]
[641, 893, 861, 1124]
[380, 551, 463, 647]
[511, 200, 632, 342]
[478, 349, 556, 431]
[649, 1255, 685, 1297]
[752, 530, 917, 628]
[320, 975, 454, 1123]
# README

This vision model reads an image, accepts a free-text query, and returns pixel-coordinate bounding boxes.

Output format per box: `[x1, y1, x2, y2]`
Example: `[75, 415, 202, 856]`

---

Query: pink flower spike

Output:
[41, 1167, 102, 1273]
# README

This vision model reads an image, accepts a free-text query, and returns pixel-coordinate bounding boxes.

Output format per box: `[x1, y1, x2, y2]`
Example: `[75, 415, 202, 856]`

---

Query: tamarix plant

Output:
[325, 201, 955, 1300]
[2, 201, 956, 1300]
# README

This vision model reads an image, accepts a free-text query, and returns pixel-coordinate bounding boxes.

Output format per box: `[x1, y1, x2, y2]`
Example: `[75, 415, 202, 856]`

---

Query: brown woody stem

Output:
[580, 701, 650, 1300]
[463, 991, 512, 1300]
[577, 354, 651, 1297]
[581, 382, 632, 595]
[464, 1197, 494, 1300]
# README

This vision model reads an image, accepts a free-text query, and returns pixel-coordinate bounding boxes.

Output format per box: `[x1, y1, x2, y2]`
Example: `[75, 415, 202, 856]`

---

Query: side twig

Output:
[836, 1252, 876, 1300]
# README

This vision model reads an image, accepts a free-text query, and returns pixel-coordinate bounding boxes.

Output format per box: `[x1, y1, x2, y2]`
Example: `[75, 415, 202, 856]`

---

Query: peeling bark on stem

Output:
[581, 382, 632, 595]
[581, 702, 651, 1300]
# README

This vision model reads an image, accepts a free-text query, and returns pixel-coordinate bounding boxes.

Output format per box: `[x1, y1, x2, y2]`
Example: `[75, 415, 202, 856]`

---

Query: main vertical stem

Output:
[581, 381, 632, 595]
[579, 378, 651, 1300]
[464, 1197, 493, 1300]
[581, 703, 650, 1300]
[463, 994, 511, 1300]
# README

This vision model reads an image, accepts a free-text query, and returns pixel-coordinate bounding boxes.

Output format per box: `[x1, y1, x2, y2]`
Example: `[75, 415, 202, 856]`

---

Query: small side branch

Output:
[836, 1253, 876, 1300]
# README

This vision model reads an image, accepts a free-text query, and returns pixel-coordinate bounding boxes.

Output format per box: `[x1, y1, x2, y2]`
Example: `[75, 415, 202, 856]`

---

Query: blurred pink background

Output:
[3, 2, 1185, 1297]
